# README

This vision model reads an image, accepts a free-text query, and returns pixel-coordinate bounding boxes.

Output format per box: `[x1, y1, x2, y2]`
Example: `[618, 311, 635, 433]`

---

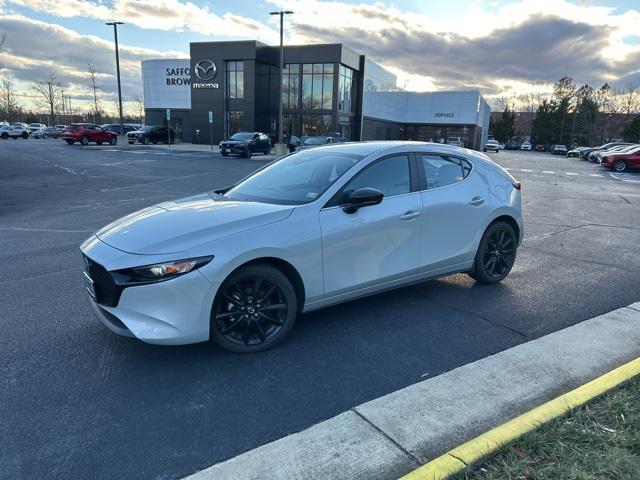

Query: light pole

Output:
[106, 21, 125, 132]
[269, 10, 293, 155]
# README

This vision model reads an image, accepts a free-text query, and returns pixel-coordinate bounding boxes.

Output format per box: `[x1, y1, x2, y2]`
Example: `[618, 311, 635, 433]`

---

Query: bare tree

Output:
[617, 85, 639, 117]
[0, 77, 20, 121]
[132, 92, 144, 123]
[31, 73, 61, 125]
[87, 63, 101, 122]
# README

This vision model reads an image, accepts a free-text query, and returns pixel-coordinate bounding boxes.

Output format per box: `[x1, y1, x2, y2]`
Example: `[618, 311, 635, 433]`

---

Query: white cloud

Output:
[7, 0, 279, 42]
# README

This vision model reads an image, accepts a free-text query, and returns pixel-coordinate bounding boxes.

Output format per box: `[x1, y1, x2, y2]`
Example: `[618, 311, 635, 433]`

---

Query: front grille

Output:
[84, 256, 123, 307]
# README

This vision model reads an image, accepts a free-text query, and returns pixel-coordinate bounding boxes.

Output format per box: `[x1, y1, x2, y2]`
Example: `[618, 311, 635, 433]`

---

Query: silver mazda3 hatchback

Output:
[81, 142, 523, 352]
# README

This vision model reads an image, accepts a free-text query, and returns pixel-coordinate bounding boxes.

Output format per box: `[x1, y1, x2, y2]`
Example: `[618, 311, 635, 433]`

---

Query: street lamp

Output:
[270, 10, 293, 155]
[106, 21, 125, 132]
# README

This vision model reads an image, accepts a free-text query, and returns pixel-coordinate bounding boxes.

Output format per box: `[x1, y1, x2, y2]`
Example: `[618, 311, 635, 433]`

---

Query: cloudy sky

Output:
[0, 0, 639, 113]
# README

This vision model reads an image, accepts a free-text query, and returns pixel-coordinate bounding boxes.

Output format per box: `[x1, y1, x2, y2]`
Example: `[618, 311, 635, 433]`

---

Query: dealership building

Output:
[142, 41, 490, 149]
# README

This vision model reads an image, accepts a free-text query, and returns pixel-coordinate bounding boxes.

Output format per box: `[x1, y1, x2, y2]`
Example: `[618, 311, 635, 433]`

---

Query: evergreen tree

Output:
[623, 115, 640, 142]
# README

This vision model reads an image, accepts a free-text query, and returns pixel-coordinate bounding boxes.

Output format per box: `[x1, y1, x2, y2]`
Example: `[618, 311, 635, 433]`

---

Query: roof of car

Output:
[311, 140, 473, 157]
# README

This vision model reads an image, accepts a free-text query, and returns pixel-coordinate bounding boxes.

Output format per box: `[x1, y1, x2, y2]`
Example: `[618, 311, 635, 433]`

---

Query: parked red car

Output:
[63, 123, 118, 146]
[600, 147, 640, 172]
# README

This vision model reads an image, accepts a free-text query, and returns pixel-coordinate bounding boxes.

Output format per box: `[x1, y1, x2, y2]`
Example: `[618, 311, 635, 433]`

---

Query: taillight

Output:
[513, 182, 522, 190]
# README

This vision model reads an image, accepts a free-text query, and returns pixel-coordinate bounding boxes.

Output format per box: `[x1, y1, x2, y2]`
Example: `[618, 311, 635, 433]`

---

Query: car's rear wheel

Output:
[22, 132, 28, 139]
[80, 136, 89, 146]
[0, 132, 7, 139]
[210, 264, 297, 353]
[469, 221, 517, 284]
[109, 136, 117, 145]
[613, 159, 627, 172]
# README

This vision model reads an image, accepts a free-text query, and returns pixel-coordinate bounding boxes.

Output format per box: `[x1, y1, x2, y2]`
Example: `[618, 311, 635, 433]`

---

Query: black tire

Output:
[613, 159, 627, 172]
[263, 147, 270, 155]
[142, 137, 150, 145]
[109, 136, 117, 145]
[66, 139, 74, 145]
[221, 150, 228, 156]
[22, 132, 29, 139]
[210, 264, 298, 353]
[0, 132, 7, 139]
[469, 221, 517, 284]
[96, 141, 103, 145]
[244, 148, 252, 158]
[80, 136, 89, 146]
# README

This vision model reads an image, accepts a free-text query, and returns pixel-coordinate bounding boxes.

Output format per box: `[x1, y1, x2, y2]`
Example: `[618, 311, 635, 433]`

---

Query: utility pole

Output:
[106, 21, 125, 131]
[269, 10, 293, 155]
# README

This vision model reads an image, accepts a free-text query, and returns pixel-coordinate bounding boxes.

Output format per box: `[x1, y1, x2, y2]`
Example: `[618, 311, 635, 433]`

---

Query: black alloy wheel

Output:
[80, 136, 89, 146]
[613, 160, 627, 172]
[469, 221, 517, 284]
[211, 264, 297, 353]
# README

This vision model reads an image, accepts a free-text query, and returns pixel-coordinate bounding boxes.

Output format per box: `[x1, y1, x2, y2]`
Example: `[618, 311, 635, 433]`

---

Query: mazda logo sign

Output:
[194, 60, 217, 81]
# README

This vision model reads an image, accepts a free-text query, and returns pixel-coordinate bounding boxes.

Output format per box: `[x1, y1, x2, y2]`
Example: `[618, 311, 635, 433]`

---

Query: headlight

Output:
[112, 256, 213, 285]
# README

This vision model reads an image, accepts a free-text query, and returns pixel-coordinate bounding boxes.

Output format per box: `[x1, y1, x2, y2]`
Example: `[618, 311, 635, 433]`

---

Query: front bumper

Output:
[219, 143, 248, 153]
[81, 238, 220, 345]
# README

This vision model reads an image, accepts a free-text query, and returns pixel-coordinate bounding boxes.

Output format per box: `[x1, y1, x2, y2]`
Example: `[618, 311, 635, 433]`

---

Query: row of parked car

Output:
[566, 142, 640, 172]
[0, 122, 145, 140]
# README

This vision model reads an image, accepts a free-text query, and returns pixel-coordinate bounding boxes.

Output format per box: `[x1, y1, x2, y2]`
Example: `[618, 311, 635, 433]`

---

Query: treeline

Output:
[492, 77, 640, 147]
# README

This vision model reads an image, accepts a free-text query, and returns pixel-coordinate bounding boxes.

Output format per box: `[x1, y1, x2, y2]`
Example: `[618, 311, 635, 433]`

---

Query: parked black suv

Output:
[127, 126, 174, 145]
[102, 124, 140, 135]
[219, 132, 271, 158]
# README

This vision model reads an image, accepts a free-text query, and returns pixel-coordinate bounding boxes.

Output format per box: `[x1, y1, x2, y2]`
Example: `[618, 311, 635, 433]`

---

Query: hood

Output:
[95, 193, 294, 255]
[221, 140, 248, 145]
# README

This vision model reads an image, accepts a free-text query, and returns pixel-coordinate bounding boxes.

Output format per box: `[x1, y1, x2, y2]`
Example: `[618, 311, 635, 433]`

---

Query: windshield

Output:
[139, 126, 152, 132]
[224, 149, 364, 205]
[230, 132, 254, 141]
[303, 137, 327, 145]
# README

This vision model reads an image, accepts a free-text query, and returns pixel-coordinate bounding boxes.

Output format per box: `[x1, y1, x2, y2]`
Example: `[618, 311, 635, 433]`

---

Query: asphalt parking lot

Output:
[1, 140, 639, 480]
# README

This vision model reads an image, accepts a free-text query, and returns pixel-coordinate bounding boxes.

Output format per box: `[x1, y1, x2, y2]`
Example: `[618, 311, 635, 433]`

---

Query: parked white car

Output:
[484, 139, 500, 152]
[81, 142, 523, 352]
[1, 123, 30, 139]
[28, 123, 46, 133]
[520, 141, 532, 151]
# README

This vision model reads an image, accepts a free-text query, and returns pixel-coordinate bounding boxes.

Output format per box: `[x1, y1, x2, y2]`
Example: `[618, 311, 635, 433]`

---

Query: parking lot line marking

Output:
[589, 174, 602, 177]
[542, 170, 555, 174]
[521, 169, 533, 172]
[566, 172, 579, 176]
[400, 356, 640, 480]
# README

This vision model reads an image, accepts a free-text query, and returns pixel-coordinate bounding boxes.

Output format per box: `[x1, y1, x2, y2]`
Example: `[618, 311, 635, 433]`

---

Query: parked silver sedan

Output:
[81, 142, 523, 352]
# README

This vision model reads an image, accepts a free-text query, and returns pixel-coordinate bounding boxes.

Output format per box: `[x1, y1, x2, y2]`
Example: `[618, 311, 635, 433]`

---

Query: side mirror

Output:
[342, 187, 384, 214]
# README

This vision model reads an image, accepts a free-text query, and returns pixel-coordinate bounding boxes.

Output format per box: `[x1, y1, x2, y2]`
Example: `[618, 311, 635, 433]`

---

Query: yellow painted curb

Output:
[400, 356, 640, 480]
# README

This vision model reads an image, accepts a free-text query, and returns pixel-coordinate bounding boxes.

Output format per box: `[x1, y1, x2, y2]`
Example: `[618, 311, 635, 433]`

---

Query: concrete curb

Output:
[185, 303, 640, 480]
[401, 356, 640, 480]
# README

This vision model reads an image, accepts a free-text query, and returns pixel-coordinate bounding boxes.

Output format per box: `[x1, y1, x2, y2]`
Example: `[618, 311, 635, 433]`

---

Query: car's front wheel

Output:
[80, 136, 89, 146]
[66, 139, 74, 145]
[613, 159, 627, 172]
[469, 221, 517, 284]
[244, 148, 252, 158]
[142, 137, 150, 145]
[109, 136, 117, 145]
[210, 264, 298, 353]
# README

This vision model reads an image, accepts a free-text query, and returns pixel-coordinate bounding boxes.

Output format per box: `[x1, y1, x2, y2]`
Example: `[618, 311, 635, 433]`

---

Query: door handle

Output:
[399, 210, 421, 221]
[468, 196, 485, 206]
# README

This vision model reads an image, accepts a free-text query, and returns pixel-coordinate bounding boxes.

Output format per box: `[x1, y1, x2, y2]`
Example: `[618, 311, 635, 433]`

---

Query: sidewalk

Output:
[186, 302, 640, 480]
[92, 140, 282, 159]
